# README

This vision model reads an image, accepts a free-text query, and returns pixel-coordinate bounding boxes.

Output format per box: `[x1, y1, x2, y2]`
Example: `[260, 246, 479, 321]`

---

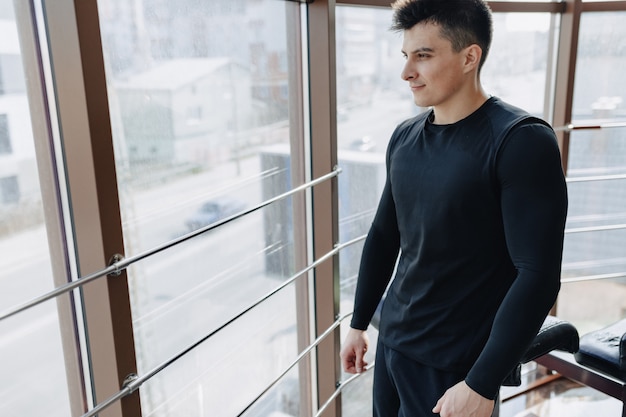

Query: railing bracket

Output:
[122, 373, 139, 391]
[108, 253, 125, 277]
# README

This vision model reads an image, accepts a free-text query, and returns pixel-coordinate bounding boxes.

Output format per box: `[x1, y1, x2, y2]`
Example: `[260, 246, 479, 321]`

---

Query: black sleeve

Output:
[465, 123, 568, 399]
[350, 163, 401, 330]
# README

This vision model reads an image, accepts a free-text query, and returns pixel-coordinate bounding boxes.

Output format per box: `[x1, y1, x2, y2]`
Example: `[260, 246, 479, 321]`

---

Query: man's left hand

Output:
[432, 380, 495, 417]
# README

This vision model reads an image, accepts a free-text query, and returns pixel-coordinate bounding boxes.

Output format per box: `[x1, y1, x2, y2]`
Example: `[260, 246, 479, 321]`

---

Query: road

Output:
[0, 157, 305, 417]
[0, 210, 304, 416]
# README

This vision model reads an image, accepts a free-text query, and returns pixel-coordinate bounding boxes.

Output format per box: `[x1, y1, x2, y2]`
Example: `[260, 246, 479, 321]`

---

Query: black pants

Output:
[373, 340, 500, 417]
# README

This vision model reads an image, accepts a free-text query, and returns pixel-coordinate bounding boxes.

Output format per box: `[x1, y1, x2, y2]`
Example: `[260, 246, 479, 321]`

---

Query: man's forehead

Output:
[401, 23, 450, 52]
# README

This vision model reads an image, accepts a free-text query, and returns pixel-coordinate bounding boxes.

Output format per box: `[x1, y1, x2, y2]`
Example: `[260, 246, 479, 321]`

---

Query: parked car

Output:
[185, 197, 246, 231]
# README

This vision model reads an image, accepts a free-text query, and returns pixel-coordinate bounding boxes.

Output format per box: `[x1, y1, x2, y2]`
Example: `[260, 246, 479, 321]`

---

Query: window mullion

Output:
[42, 0, 141, 415]
[307, 0, 341, 416]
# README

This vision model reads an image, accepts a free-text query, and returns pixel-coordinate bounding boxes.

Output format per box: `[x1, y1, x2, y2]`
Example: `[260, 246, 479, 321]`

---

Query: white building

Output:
[113, 57, 253, 170]
[0, 11, 39, 216]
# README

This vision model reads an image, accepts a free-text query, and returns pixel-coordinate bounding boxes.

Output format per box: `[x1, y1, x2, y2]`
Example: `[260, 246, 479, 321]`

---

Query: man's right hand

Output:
[340, 328, 370, 374]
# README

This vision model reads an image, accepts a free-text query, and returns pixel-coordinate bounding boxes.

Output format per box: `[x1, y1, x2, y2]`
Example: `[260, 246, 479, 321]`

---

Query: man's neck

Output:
[431, 88, 490, 125]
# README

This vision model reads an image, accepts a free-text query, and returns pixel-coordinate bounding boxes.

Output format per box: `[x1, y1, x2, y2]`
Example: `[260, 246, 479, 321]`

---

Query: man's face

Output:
[401, 22, 472, 110]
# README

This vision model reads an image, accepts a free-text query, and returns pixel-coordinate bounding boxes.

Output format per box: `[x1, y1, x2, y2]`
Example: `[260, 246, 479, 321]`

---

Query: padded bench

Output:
[535, 318, 626, 417]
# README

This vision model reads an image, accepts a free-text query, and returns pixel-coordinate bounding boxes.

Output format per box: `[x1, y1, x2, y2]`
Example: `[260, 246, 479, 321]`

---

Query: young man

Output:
[339, 1, 568, 416]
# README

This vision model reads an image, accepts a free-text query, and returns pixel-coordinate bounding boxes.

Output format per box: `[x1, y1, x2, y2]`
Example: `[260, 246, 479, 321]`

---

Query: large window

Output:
[97, 0, 308, 415]
[482, 12, 553, 117]
[557, 11, 626, 334]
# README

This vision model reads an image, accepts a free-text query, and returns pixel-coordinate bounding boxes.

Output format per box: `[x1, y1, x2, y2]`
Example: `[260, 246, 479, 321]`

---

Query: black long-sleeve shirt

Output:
[350, 97, 568, 399]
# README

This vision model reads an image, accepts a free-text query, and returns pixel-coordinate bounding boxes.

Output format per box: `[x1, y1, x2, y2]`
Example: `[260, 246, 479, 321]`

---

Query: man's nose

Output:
[401, 62, 414, 81]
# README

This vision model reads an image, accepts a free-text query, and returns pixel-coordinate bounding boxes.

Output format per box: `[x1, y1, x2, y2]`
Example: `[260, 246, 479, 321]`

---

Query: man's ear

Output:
[463, 44, 483, 73]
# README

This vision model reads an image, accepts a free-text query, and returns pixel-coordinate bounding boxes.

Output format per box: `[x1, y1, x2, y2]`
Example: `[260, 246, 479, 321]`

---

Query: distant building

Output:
[113, 57, 253, 172]
[0, 13, 39, 224]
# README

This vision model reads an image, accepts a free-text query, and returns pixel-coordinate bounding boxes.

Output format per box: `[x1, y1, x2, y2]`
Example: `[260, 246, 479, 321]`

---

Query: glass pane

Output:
[138, 287, 301, 416]
[335, 5, 408, 310]
[97, 0, 305, 415]
[482, 12, 552, 116]
[0, 2, 71, 416]
[558, 12, 626, 334]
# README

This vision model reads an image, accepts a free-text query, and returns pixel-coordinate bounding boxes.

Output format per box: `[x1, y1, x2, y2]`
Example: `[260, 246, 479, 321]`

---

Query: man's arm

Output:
[464, 123, 568, 399]
[349, 179, 401, 331]
[341, 175, 401, 374]
[435, 123, 567, 416]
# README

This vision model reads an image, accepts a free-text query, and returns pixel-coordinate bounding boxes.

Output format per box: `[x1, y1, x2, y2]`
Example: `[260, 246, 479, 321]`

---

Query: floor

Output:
[499, 366, 623, 417]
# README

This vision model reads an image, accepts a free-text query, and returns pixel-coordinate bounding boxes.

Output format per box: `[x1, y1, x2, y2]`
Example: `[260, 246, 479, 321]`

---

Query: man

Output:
[339, 0, 568, 416]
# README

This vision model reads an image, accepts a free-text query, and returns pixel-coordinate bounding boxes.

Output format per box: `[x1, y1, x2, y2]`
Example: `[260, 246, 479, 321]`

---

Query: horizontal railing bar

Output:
[80, 386, 131, 417]
[108, 166, 343, 275]
[315, 361, 377, 417]
[0, 168, 342, 323]
[77, 233, 366, 417]
[0, 264, 118, 323]
[237, 313, 352, 416]
[561, 271, 626, 284]
[125, 235, 365, 393]
[564, 223, 626, 234]
[561, 256, 626, 271]
[566, 173, 626, 183]
[554, 120, 626, 132]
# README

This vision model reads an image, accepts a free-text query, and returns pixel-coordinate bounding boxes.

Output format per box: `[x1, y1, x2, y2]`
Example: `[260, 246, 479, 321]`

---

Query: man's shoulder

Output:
[397, 109, 431, 131]
[487, 97, 551, 129]
[386, 110, 431, 151]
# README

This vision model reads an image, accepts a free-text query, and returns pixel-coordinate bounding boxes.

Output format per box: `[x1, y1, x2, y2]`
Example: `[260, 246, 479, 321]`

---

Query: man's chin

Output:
[413, 99, 432, 109]
[412, 94, 432, 108]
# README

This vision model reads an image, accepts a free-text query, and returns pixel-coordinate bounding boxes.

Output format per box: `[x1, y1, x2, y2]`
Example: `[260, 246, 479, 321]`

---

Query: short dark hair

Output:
[391, 0, 493, 71]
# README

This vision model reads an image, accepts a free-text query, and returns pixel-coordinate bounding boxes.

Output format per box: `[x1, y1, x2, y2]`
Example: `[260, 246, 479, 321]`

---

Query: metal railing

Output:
[0, 168, 342, 323]
[0, 165, 359, 417]
[554, 120, 626, 132]
[79, 234, 366, 417]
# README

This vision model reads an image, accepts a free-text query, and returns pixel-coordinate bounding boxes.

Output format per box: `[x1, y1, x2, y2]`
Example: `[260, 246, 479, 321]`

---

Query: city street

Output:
[0, 206, 303, 416]
[0, 155, 305, 416]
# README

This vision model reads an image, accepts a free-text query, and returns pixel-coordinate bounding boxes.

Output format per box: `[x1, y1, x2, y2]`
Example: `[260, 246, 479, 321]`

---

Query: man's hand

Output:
[340, 328, 369, 374]
[432, 381, 494, 417]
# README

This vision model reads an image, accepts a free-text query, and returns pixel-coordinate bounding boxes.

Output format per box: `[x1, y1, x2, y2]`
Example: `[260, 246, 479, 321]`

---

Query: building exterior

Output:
[114, 58, 253, 174]
[0, 9, 40, 234]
